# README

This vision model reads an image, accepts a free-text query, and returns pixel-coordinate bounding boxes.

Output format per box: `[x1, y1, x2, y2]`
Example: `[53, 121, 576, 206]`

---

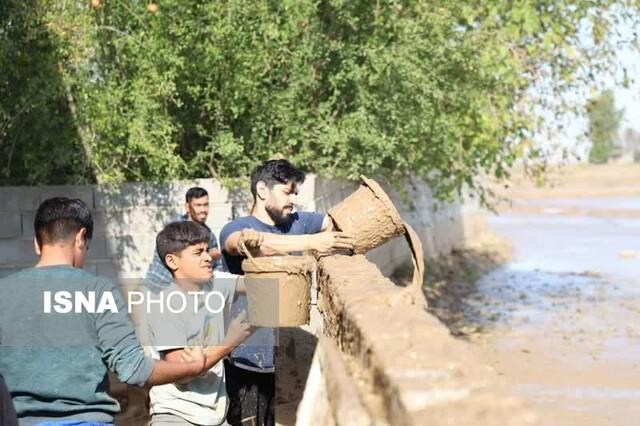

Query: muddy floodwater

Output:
[472, 197, 640, 425]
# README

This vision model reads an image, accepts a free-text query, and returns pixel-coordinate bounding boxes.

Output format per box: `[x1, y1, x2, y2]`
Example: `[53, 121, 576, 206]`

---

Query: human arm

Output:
[181, 311, 252, 369]
[208, 231, 222, 261]
[213, 271, 246, 297]
[234, 276, 246, 295]
[145, 353, 206, 386]
[224, 229, 355, 257]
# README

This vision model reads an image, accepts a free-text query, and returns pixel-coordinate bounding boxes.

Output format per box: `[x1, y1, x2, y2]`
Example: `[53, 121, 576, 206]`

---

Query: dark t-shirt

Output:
[219, 212, 325, 275]
[219, 212, 325, 370]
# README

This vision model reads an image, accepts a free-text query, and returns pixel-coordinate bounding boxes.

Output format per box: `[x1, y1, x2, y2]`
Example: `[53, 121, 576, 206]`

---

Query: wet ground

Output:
[471, 197, 640, 425]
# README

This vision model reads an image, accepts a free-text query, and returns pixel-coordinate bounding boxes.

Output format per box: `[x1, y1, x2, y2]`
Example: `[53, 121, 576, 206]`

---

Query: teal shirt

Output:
[0, 265, 154, 424]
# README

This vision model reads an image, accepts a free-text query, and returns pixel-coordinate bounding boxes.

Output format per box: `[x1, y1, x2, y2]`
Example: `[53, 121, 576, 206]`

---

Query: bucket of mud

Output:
[241, 255, 316, 327]
[328, 176, 406, 253]
[328, 176, 425, 295]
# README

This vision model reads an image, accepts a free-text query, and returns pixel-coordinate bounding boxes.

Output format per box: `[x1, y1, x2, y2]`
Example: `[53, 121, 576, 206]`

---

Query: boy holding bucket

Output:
[146, 221, 252, 425]
[219, 159, 355, 426]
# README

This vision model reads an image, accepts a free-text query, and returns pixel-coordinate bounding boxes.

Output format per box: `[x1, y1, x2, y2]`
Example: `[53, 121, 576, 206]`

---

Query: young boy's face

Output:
[168, 242, 213, 284]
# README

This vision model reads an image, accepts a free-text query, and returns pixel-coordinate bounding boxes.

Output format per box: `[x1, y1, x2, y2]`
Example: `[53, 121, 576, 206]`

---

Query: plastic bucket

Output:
[241, 255, 316, 327]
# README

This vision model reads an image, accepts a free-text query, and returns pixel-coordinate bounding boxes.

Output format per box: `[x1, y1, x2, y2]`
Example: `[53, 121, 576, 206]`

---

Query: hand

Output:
[309, 232, 356, 255]
[181, 346, 207, 375]
[238, 229, 263, 256]
[240, 229, 262, 249]
[221, 310, 252, 348]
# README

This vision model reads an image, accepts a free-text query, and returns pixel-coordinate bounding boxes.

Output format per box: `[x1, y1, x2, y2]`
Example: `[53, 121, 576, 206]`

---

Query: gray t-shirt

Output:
[147, 273, 237, 426]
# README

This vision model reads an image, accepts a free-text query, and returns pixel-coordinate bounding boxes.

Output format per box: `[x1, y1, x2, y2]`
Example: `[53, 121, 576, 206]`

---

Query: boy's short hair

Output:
[185, 187, 208, 203]
[156, 221, 211, 273]
[250, 159, 306, 199]
[34, 197, 93, 247]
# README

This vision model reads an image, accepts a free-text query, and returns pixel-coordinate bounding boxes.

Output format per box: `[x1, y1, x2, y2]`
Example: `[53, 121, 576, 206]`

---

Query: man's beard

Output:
[265, 204, 291, 226]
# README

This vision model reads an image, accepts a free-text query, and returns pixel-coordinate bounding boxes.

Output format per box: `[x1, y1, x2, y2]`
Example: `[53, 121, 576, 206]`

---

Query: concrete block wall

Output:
[0, 180, 233, 280]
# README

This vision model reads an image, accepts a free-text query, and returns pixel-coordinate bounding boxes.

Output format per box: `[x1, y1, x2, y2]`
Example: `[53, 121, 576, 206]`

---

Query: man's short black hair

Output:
[156, 221, 211, 273]
[34, 197, 93, 247]
[250, 159, 306, 199]
[186, 187, 208, 203]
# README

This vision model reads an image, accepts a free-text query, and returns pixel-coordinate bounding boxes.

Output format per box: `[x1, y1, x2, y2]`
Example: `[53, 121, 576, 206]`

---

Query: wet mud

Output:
[422, 166, 640, 425]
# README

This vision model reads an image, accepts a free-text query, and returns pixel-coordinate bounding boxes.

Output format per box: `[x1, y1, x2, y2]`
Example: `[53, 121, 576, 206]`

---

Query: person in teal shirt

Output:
[0, 197, 211, 425]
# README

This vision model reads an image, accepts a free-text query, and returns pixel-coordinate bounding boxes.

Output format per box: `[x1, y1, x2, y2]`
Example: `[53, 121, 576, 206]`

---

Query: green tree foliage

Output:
[587, 89, 623, 164]
[1, 0, 639, 201]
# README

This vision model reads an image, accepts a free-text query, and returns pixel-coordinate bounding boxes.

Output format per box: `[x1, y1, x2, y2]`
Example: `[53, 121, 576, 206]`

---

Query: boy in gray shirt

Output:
[146, 221, 251, 426]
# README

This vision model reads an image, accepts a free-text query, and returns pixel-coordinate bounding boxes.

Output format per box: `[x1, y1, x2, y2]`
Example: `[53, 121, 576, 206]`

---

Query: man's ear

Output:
[74, 228, 88, 251]
[165, 253, 179, 272]
[33, 237, 41, 256]
[256, 181, 269, 201]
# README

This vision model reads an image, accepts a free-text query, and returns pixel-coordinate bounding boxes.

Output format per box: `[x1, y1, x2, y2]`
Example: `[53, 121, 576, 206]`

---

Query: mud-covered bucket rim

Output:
[242, 255, 316, 274]
[359, 175, 405, 231]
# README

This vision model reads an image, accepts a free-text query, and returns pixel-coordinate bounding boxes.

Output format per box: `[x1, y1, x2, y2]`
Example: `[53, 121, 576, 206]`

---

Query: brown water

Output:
[473, 198, 640, 425]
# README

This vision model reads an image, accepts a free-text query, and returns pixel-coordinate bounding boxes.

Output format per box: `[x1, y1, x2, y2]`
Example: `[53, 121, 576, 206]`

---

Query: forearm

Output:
[145, 359, 202, 386]
[256, 232, 314, 255]
[203, 345, 234, 370]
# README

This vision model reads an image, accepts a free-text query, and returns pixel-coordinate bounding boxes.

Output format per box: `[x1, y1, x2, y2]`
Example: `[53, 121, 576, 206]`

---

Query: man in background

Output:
[145, 186, 222, 291]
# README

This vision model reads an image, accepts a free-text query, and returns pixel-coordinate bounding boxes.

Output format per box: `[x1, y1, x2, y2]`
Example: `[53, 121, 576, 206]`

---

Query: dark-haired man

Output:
[145, 187, 222, 291]
[0, 197, 210, 425]
[219, 159, 355, 426]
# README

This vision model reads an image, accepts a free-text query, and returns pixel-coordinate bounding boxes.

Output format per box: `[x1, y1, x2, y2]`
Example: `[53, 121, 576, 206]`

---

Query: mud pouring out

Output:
[241, 175, 425, 327]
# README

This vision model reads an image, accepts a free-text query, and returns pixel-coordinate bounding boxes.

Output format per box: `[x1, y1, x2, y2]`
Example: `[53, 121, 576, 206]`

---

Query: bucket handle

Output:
[403, 222, 424, 291]
[238, 229, 260, 269]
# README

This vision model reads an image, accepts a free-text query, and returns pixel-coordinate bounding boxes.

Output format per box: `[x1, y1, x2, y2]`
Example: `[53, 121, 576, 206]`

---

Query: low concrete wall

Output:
[301, 255, 537, 425]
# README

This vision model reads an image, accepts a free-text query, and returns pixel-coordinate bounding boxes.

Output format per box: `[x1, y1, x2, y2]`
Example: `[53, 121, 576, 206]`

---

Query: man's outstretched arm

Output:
[224, 229, 354, 257]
